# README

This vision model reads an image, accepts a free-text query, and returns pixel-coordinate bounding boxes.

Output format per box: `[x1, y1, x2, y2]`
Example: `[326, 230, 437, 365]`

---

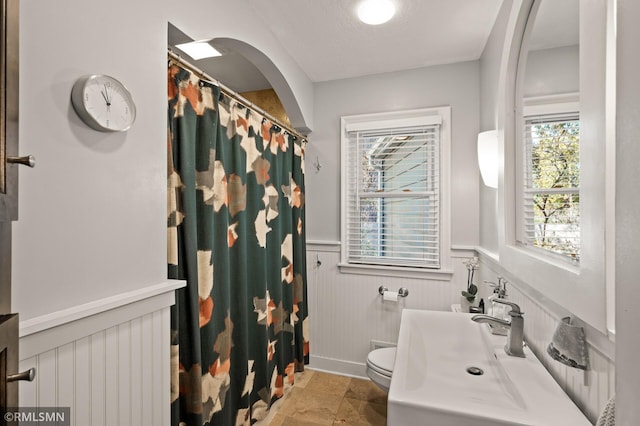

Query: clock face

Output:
[71, 75, 136, 132]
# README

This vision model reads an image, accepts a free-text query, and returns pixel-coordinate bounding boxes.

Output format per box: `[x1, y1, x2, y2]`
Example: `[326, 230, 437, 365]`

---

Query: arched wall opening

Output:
[212, 38, 311, 134]
[168, 23, 312, 134]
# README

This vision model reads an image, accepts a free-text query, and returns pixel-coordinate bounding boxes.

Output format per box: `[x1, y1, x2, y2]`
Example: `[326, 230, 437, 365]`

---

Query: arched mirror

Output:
[515, 0, 580, 263]
[503, 0, 614, 333]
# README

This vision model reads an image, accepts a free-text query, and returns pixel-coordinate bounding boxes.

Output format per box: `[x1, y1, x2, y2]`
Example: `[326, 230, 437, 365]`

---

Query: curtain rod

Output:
[168, 50, 308, 142]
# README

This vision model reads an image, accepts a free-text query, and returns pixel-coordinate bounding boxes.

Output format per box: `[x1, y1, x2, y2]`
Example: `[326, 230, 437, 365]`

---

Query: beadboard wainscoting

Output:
[17, 280, 185, 426]
[306, 241, 613, 423]
[306, 241, 475, 378]
[476, 251, 615, 424]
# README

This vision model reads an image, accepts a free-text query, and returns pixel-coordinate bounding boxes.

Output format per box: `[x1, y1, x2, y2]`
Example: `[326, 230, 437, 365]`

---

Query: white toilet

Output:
[366, 346, 396, 392]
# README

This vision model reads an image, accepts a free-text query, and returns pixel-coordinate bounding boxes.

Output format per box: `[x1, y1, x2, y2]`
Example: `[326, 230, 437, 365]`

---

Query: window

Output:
[340, 107, 450, 271]
[520, 100, 580, 262]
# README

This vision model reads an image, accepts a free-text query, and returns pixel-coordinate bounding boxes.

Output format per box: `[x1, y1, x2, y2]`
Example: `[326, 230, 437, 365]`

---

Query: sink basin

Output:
[387, 309, 591, 426]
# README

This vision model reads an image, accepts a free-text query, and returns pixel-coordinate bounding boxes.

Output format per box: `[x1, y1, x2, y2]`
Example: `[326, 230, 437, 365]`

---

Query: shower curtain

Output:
[167, 64, 309, 425]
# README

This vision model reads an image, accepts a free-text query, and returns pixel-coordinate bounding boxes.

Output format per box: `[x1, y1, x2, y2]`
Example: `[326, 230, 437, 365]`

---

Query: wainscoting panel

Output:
[306, 242, 474, 377]
[476, 254, 615, 424]
[306, 241, 614, 423]
[17, 281, 183, 426]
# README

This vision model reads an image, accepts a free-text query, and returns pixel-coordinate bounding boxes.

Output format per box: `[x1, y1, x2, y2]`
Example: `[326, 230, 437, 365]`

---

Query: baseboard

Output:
[308, 355, 368, 379]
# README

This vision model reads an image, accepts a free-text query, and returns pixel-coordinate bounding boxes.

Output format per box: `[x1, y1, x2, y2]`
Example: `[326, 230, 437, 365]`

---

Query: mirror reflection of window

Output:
[518, 0, 580, 263]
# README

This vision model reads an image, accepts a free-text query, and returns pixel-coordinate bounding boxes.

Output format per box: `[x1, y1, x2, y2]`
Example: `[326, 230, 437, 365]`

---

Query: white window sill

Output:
[511, 243, 580, 276]
[338, 263, 453, 281]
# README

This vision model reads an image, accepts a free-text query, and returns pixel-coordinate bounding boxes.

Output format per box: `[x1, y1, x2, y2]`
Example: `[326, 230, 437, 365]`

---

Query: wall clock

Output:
[71, 74, 136, 132]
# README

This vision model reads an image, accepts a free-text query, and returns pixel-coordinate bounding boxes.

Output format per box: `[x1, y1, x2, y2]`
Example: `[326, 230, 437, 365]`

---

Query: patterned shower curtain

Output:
[167, 64, 309, 425]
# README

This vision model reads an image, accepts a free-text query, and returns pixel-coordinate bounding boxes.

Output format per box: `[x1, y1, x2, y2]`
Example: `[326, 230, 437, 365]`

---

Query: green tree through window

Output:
[525, 115, 580, 261]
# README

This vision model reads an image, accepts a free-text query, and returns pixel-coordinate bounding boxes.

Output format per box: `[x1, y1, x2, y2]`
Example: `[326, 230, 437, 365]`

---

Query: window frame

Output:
[339, 107, 452, 279]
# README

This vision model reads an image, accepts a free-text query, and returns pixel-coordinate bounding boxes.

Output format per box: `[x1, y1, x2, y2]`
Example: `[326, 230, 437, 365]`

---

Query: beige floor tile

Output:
[344, 378, 388, 405]
[333, 397, 363, 424]
[304, 371, 351, 398]
[278, 387, 342, 425]
[267, 372, 388, 425]
[332, 397, 386, 426]
[294, 369, 315, 389]
[280, 416, 332, 425]
[358, 400, 387, 425]
[269, 413, 286, 426]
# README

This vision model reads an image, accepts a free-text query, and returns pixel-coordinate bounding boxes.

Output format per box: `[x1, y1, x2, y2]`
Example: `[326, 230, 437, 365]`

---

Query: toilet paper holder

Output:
[378, 286, 409, 297]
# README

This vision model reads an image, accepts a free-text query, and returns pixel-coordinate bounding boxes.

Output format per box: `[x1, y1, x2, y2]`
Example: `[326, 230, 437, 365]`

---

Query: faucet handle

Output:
[485, 280, 502, 292]
[493, 298, 523, 315]
[496, 279, 507, 298]
[486, 278, 508, 297]
[484, 280, 497, 289]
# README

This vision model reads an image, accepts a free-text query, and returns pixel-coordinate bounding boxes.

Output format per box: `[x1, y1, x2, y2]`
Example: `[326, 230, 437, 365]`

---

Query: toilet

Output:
[366, 346, 396, 392]
[367, 307, 458, 392]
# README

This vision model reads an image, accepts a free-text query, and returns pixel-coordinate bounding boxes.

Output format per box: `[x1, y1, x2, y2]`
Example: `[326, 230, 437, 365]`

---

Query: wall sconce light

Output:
[477, 130, 498, 189]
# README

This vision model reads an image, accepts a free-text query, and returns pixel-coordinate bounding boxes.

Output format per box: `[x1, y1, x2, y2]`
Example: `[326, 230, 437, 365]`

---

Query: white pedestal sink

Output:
[387, 310, 591, 425]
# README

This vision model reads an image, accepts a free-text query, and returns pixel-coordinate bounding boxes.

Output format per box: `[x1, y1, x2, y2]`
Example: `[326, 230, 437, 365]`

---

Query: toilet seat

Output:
[367, 347, 395, 376]
[366, 347, 396, 392]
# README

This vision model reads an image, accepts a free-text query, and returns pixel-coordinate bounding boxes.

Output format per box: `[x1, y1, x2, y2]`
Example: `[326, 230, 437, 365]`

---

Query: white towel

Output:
[596, 395, 615, 426]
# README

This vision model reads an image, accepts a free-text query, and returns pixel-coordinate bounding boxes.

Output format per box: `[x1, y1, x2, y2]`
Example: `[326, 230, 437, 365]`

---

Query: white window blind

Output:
[523, 112, 580, 262]
[345, 124, 441, 268]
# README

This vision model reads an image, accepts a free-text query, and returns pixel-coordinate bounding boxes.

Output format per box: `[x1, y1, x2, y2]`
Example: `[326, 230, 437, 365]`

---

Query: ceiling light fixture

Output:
[357, 0, 396, 25]
[175, 41, 222, 60]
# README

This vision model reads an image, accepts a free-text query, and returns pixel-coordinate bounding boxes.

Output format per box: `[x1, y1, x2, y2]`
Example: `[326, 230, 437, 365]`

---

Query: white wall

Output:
[304, 61, 480, 375]
[478, 0, 511, 253]
[615, 0, 640, 422]
[13, 0, 313, 321]
[477, 0, 615, 422]
[14, 0, 168, 320]
[307, 61, 480, 245]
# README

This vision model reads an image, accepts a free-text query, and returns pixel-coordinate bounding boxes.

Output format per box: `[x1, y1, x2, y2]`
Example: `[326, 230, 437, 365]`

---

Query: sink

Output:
[387, 310, 591, 426]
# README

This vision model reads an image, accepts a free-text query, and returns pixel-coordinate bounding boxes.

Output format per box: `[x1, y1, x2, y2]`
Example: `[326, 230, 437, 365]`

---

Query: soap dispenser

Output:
[485, 281, 498, 316]
[486, 277, 508, 319]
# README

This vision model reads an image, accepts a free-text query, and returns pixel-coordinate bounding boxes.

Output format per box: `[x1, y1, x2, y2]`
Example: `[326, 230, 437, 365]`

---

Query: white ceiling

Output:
[169, 0, 504, 92]
[245, 0, 503, 82]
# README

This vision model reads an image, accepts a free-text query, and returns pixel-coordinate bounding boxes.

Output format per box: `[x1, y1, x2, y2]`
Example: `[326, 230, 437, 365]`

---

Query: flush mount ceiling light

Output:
[175, 41, 222, 60]
[357, 0, 396, 25]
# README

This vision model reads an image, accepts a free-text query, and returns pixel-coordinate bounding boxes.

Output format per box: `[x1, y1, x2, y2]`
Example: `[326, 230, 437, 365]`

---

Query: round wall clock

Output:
[71, 74, 136, 132]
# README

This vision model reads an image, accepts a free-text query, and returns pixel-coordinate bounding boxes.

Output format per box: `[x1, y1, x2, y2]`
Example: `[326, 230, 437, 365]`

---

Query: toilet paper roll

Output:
[383, 290, 399, 302]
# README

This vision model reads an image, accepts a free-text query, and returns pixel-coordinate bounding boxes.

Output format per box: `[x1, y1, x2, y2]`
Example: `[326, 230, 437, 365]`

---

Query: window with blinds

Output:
[343, 115, 442, 269]
[523, 112, 580, 262]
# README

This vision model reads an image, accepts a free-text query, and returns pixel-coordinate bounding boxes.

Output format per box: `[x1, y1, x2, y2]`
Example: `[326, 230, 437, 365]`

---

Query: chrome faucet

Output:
[472, 299, 525, 358]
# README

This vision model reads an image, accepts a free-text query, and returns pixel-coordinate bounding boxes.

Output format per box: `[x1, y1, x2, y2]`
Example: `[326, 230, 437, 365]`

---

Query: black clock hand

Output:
[101, 89, 109, 105]
[102, 84, 112, 112]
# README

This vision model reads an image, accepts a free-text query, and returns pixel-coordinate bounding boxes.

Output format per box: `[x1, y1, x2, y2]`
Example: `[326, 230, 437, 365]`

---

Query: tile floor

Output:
[262, 369, 388, 425]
